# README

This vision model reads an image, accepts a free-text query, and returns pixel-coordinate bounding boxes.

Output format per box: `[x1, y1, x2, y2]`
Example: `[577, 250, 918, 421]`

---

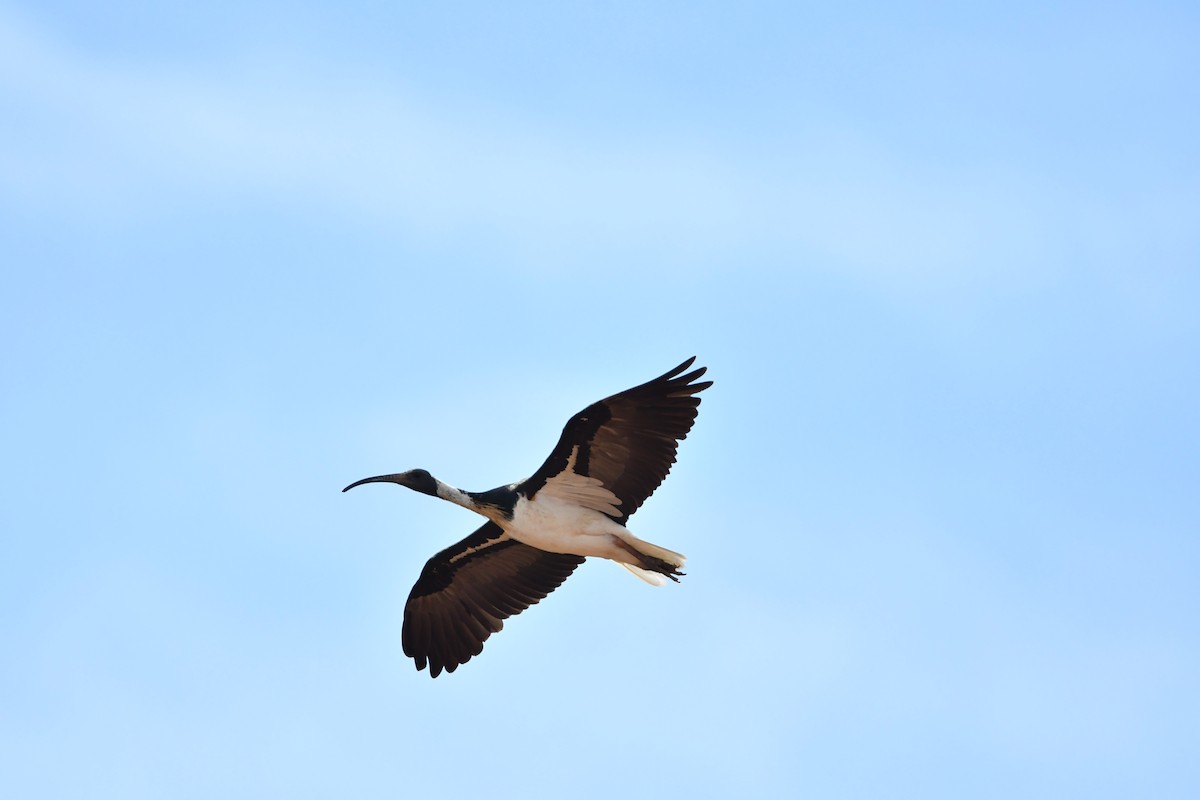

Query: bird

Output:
[343, 357, 712, 677]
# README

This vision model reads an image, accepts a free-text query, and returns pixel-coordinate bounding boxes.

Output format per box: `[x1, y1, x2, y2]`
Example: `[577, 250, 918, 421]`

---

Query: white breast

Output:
[505, 494, 626, 559]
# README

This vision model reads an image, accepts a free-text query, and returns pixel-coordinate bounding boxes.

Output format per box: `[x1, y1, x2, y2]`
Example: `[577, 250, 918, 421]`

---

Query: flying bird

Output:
[343, 357, 712, 677]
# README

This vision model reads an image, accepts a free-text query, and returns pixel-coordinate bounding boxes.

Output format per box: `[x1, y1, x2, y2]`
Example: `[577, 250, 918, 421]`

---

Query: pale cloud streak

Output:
[2, 9, 1192, 298]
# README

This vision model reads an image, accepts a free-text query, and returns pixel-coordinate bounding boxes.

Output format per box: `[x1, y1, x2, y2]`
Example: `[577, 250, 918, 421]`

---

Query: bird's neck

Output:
[432, 480, 517, 523]
[433, 480, 477, 511]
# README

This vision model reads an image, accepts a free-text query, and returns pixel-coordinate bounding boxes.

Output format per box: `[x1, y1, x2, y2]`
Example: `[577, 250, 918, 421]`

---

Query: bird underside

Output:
[537, 530, 685, 586]
[502, 458, 687, 585]
[501, 513, 686, 587]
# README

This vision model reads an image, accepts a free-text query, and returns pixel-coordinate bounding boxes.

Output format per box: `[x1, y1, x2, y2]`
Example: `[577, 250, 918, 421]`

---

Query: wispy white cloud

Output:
[0, 12, 748, 245]
[1, 9, 1194, 300]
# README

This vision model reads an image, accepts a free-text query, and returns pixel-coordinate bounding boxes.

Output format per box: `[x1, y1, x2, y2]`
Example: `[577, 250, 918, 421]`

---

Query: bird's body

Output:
[344, 357, 711, 677]
[509, 492, 687, 581]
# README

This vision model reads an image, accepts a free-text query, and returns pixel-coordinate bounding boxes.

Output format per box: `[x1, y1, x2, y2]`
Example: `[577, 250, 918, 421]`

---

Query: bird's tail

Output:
[617, 536, 687, 586]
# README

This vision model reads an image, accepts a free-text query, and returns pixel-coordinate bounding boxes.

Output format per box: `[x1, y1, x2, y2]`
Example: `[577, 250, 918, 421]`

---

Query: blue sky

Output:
[2, 1, 1197, 797]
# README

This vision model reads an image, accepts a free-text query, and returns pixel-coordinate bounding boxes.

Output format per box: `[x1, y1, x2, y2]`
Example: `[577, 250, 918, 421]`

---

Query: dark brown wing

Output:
[518, 357, 711, 523]
[402, 521, 584, 677]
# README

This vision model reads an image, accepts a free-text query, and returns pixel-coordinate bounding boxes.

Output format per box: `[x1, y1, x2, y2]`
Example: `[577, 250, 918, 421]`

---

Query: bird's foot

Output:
[643, 556, 685, 583]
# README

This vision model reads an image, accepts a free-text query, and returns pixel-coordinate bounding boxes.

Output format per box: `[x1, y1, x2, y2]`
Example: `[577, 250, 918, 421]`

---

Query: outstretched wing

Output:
[403, 521, 584, 677]
[519, 357, 712, 523]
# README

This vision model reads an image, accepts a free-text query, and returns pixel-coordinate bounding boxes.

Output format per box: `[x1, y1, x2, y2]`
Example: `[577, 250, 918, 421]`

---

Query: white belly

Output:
[505, 495, 628, 559]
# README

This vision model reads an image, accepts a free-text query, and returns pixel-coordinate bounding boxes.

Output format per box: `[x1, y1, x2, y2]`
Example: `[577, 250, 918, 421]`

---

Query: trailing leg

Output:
[610, 535, 686, 585]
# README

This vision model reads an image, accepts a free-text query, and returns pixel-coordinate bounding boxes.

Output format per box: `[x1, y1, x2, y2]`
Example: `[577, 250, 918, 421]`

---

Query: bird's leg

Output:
[610, 537, 685, 583]
[644, 556, 685, 582]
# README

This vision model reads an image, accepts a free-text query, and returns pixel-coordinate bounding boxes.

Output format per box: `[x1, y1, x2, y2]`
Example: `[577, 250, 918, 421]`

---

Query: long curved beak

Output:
[342, 474, 409, 493]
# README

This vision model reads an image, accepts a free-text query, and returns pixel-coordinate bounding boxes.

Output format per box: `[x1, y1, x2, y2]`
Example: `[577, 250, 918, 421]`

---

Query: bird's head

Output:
[342, 468, 439, 496]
